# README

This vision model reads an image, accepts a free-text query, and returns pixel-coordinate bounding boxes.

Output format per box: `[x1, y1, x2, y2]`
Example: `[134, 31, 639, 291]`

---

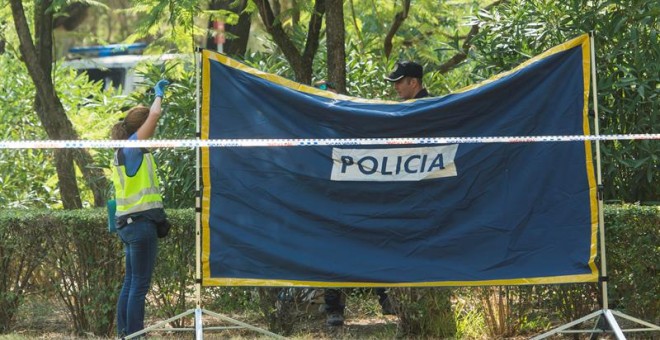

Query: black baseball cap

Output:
[384, 61, 423, 82]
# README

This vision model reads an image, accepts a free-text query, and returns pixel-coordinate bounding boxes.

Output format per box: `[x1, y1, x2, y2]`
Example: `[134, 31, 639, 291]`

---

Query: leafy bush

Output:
[0, 54, 57, 208]
[1, 205, 656, 337]
[39, 209, 123, 336]
[540, 282, 599, 329]
[470, 0, 659, 203]
[255, 287, 297, 335]
[477, 285, 550, 338]
[606, 204, 659, 322]
[391, 287, 457, 338]
[0, 52, 130, 209]
[203, 286, 261, 315]
[0, 208, 196, 336]
[527, 205, 659, 333]
[453, 288, 488, 339]
[0, 211, 48, 333]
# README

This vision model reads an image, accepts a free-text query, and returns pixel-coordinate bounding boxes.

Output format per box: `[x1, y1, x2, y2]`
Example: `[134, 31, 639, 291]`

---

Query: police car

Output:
[61, 43, 183, 95]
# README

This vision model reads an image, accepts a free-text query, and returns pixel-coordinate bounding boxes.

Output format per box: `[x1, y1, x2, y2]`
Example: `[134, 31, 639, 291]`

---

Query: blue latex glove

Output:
[154, 79, 170, 97]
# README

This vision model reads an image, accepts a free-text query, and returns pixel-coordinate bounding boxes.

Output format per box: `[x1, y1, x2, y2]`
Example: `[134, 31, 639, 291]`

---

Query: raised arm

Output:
[136, 80, 169, 140]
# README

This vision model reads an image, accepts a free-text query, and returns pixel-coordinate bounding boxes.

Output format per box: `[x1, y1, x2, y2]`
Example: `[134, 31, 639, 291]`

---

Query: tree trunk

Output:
[9, 0, 109, 208]
[325, 0, 346, 94]
[54, 150, 82, 208]
[206, 0, 252, 57]
[254, 0, 325, 84]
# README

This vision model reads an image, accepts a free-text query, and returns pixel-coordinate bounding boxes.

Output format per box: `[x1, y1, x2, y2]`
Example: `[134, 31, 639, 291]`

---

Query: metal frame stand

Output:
[123, 49, 285, 340]
[532, 32, 659, 340]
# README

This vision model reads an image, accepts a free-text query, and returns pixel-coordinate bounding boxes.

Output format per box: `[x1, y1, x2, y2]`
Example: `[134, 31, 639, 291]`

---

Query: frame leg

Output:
[533, 309, 660, 340]
[532, 310, 603, 340]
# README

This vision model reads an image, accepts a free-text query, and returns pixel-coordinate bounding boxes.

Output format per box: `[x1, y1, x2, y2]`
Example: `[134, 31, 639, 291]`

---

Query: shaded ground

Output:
[3, 296, 400, 339]
[2, 295, 632, 339]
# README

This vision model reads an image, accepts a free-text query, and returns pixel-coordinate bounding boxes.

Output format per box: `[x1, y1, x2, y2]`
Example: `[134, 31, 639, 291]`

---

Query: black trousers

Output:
[324, 288, 389, 313]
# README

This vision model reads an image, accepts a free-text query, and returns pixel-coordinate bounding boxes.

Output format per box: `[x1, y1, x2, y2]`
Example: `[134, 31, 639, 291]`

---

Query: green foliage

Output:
[0, 51, 130, 209]
[0, 210, 48, 333]
[343, 0, 488, 96]
[244, 43, 298, 81]
[0, 205, 656, 337]
[55, 63, 132, 206]
[238, 0, 489, 99]
[343, 44, 393, 99]
[0, 208, 196, 336]
[477, 286, 537, 338]
[123, 0, 203, 53]
[453, 290, 488, 339]
[255, 287, 293, 335]
[39, 208, 123, 336]
[4, 0, 657, 208]
[245, 33, 391, 99]
[596, 0, 659, 203]
[606, 204, 659, 322]
[541, 282, 599, 327]
[0, 54, 58, 208]
[0, 49, 195, 209]
[390, 287, 457, 338]
[48, 0, 109, 14]
[128, 57, 197, 208]
[203, 286, 261, 314]
[470, 0, 660, 202]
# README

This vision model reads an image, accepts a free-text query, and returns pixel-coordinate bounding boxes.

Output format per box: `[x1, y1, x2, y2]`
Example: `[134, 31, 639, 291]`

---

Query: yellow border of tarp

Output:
[201, 34, 598, 287]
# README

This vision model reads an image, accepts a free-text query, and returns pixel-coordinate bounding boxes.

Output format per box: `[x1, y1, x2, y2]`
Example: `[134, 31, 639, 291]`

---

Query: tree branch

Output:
[384, 0, 411, 59]
[254, 0, 303, 68]
[255, 0, 325, 83]
[436, 0, 507, 74]
[302, 0, 325, 63]
[10, 0, 51, 109]
[348, 0, 364, 48]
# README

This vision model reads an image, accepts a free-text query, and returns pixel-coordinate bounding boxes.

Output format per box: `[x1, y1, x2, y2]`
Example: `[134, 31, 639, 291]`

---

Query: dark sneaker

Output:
[326, 312, 345, 326]
[381, 297, 396, 315]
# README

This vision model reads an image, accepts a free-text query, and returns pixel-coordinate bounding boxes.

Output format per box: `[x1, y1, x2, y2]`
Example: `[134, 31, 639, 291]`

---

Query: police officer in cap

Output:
[384, 61, 430, 100]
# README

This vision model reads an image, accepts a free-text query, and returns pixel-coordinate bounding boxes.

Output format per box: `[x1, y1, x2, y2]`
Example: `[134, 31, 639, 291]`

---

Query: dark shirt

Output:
[414, 88, 430, 99]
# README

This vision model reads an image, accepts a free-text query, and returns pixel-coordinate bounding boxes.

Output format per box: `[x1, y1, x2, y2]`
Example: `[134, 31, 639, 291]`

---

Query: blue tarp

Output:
[201, 34, 598, 286]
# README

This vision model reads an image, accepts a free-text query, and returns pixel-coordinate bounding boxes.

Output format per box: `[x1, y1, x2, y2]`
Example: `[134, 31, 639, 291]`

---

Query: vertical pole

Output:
[194, 48, 204, 340]
[589, 31, 609, 310]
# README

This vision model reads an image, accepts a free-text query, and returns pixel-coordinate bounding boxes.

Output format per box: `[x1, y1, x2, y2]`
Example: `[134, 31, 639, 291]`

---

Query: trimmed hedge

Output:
[0, 205, 657, 336]
[0, 208, 195, 336]
[606, 204, 659, 323]
[0, 210, 48, 332]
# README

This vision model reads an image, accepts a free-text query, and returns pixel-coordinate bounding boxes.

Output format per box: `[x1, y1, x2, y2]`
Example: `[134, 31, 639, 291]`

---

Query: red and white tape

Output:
[0, 134, 658, 149]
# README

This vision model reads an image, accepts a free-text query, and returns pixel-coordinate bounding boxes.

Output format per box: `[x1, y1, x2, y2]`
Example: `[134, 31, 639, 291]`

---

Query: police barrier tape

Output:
[0, 134, 658, 149]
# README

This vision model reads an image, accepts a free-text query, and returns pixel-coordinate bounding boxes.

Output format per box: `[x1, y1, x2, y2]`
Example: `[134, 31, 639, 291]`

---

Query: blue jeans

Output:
[116, 218, 158, 337]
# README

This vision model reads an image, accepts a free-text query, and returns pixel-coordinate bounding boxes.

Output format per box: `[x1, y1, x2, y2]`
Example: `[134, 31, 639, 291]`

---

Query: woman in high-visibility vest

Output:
[110, 79, 169, 337]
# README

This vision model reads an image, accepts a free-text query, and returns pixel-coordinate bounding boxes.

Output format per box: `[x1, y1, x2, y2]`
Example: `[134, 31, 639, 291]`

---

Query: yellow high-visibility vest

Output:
[111, 149, 163, 217]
